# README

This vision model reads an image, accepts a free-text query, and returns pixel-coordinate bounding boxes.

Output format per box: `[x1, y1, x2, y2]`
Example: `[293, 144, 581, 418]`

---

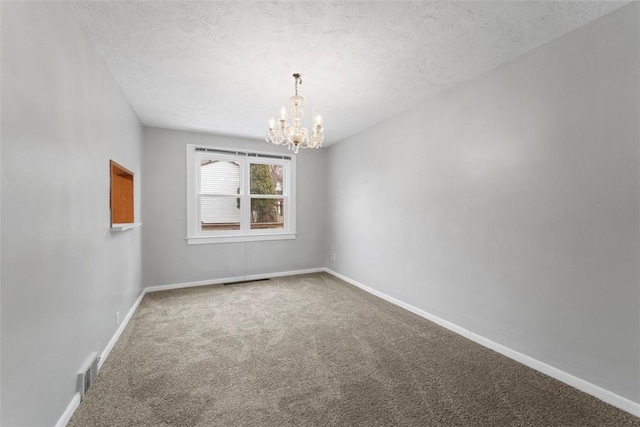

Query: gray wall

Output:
[1, 2, 143, 426]
[142, 127, 325, 287]
[325, 3, 640, 402]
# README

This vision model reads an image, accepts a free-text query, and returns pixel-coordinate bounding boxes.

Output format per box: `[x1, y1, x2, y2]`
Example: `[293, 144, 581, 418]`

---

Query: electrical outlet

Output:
[332, 253, 336, 261]
[116, 311, 120, 327]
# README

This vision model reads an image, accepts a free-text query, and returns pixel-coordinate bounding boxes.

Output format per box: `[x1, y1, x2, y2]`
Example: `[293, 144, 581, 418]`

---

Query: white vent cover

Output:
[78, 352, 100, 400]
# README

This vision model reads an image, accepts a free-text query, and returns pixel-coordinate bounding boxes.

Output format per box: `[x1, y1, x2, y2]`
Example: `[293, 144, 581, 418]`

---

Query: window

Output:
[186, 145, 296, 244]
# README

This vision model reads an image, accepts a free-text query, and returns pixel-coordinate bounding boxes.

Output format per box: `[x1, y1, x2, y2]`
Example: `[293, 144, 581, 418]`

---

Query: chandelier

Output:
[266, 73, 324, 153]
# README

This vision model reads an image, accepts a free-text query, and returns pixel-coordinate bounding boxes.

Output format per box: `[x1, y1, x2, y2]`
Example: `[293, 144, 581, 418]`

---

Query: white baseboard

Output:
[57, 266, 637, 427]
[99, 289, 147, 370]
[144, 267, 326, 293]
[56, 267, 325, 426]
[324, 268, 640, 418]
[55, 289, 146, 427]
[55, 289, 147, 427]
[54, 393, 80, 427]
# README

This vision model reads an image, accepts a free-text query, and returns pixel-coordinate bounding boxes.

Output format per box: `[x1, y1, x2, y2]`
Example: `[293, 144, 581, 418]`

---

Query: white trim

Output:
[110, 222, 141, 231]
[98, 290, 146, 370]
[56, 267, 325, 426]
[54, 393, 81, 427]
[144, 268, 325, 293]
[186, 232, 296, 245]
[59, 267, 638, 426]
[186, 144, 296, 245]
[324, 268, 640, 418]
[56, 289, 145, 427]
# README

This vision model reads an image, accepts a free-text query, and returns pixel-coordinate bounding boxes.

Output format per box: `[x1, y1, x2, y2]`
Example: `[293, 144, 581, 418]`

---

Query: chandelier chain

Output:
[293, 73, 302, 96]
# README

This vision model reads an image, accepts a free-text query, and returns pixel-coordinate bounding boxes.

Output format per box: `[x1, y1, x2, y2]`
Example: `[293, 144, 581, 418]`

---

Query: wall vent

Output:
[223, 278, 270, 286]
[78, 352, 100, 400]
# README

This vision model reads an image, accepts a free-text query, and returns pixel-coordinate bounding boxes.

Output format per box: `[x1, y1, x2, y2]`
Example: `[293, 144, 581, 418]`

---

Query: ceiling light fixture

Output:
[266, 73, 324, 153]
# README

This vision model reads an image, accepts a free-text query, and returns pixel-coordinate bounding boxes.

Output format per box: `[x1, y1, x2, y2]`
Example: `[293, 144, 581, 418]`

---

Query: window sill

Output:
[111, 223, 141, 231]
[186, 232, 296, 245]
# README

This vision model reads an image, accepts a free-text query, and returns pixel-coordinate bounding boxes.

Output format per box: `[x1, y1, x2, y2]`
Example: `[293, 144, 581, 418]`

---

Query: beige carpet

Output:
[69, 273, 640, 426]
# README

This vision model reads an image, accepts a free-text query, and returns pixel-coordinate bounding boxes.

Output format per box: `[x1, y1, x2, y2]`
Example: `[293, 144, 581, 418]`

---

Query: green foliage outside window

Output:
[250, 164, 277, 223]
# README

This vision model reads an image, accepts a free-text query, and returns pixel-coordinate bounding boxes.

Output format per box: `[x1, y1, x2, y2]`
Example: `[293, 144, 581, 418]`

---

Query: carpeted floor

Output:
[68, 273, 640, 426]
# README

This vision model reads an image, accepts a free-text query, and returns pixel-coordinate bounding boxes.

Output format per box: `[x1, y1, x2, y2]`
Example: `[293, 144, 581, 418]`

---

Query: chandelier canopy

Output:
[266, 73, 324, 153]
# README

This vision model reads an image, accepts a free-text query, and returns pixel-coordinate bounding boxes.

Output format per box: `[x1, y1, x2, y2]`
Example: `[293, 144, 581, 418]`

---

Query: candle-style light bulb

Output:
[269, 118, 275, 129]
[314, 114, 322, 125]
[280, 107, 287, 121]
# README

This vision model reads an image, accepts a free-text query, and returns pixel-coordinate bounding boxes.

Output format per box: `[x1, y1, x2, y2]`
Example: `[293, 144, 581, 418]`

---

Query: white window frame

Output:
[186, 144, 296, 245]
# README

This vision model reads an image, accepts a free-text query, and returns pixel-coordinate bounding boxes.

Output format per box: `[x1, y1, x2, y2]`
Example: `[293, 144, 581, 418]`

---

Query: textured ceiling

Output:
[70, 1, 630, 145]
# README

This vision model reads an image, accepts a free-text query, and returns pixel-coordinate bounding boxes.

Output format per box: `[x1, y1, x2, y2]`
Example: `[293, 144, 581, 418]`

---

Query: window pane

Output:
[200, 159, 240, 195]
[251, 198, 284, 230]
[250, 163, 284, 195]
[201, 196, 240, 231]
